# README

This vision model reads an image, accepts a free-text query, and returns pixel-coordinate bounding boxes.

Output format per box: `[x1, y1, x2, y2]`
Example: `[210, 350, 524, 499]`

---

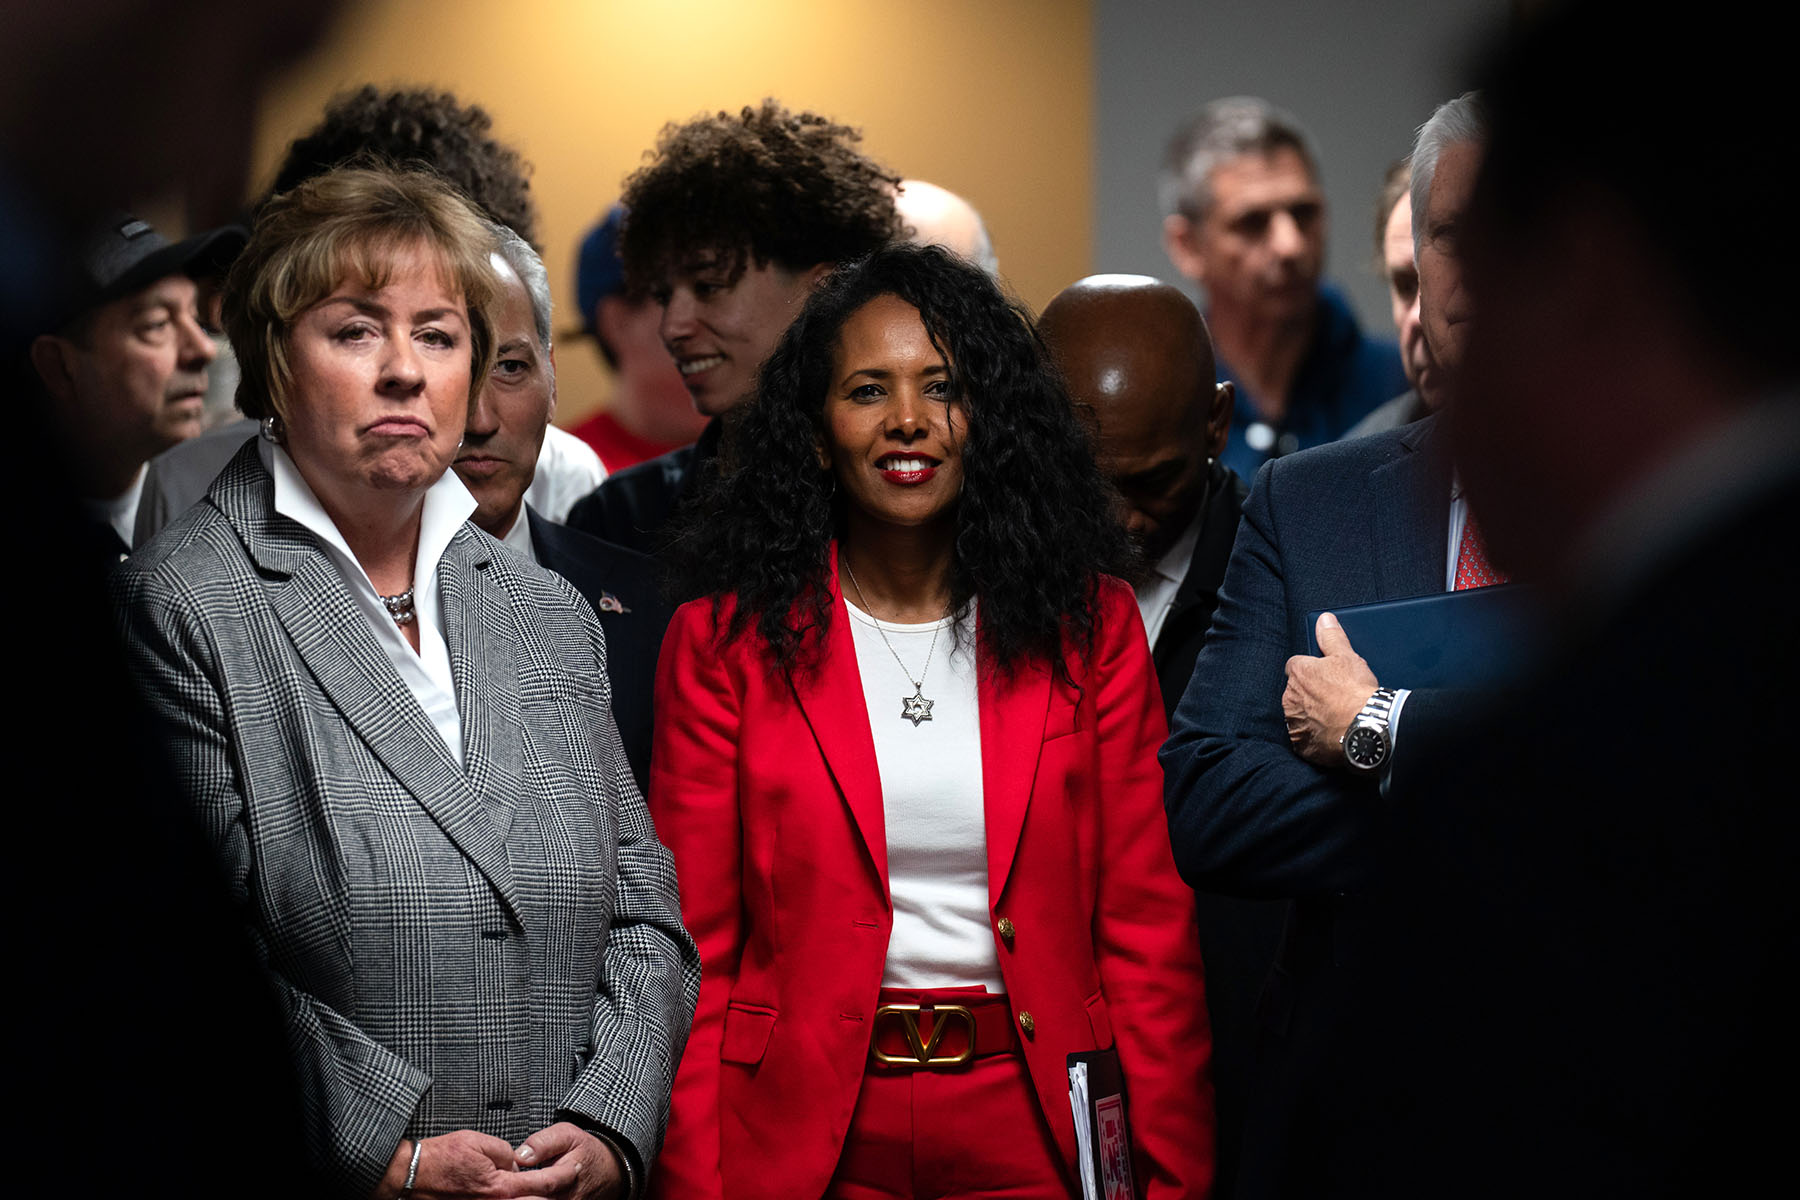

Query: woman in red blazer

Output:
[650, 245, 1215, 1200]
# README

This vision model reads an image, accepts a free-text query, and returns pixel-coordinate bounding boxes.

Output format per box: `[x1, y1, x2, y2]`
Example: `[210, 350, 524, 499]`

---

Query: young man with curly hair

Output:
[566, 99, 903, 553]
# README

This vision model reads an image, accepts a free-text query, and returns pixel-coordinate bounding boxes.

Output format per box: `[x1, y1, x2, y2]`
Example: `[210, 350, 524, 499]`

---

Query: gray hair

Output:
[490, 221, 553, 352]
[1159, 96, 1317, 221]
[1410, 91, 1486, 255]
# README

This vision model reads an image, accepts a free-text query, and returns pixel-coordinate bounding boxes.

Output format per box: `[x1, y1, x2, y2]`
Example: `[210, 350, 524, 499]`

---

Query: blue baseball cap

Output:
[574, 204, 627, 334]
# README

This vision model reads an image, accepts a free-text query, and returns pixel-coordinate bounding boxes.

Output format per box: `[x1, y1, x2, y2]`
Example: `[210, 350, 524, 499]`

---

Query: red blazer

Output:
[649, 560, 1215, 1200]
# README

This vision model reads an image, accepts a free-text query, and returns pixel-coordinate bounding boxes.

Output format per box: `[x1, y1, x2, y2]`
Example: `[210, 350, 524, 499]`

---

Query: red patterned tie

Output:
[1454, 514, 1509, 590]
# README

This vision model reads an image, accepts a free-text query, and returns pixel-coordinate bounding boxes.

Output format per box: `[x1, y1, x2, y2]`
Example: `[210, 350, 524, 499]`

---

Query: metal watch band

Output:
[1359, 687, 1397, 724]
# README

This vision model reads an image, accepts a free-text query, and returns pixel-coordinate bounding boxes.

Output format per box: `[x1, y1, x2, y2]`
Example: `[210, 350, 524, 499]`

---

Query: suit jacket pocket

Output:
[720, 1003, 778, 1066]
[1084, 990, 1115, 1049]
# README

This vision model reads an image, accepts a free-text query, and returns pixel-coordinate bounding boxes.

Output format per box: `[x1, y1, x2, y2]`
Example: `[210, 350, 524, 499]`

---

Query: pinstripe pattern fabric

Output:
[110, 442, 699, 1197]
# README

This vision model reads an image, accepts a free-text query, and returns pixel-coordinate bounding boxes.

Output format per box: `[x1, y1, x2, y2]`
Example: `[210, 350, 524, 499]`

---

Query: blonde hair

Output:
[223, 166, 500, 421]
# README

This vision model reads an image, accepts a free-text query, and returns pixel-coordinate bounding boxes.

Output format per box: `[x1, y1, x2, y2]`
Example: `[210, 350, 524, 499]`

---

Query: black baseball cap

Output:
[50, 214, 247, 331]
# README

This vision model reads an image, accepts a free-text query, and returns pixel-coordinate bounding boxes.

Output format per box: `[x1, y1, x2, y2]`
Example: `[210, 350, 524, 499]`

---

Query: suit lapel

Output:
[215, 447, 524, 926]
[441, 529, 525, 838]
[1370, 415, 1453, 599]
[1154, 463, 1246, 670]
[978, 622, 1051, 905]
[788, 549, 889, 889]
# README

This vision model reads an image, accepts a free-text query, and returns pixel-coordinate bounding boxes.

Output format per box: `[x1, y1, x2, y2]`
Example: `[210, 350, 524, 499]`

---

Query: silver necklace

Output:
[378, 587, 417, 626]
[843, 558, 942, 727]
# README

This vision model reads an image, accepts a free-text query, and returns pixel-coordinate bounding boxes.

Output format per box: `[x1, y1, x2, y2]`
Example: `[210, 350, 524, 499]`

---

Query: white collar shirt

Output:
[498, 504, 538, 565]
[262, 436, 476, 765]
[524, 424, 606, 523]
[87, 463, 147, 548]
[1133, 510, 1204, 650]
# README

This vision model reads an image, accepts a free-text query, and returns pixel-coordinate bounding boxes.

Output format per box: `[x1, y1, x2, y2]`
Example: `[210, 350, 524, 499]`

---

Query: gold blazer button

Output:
[1018, 1010, 1035, 1036]
[997, 916, 1015, 944]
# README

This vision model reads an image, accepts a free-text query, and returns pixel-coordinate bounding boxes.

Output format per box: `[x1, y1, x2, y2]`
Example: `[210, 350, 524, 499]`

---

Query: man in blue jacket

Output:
[1161, 98, 1405, 480]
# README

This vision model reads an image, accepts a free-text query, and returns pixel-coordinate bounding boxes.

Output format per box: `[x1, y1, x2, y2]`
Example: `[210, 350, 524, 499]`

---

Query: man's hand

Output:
[510, 1122, 625, 1200]
[1284, 612, 1380, 768]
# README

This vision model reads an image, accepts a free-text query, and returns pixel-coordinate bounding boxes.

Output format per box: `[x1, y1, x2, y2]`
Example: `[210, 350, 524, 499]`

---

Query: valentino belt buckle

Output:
[871, 1003, 976, 1066]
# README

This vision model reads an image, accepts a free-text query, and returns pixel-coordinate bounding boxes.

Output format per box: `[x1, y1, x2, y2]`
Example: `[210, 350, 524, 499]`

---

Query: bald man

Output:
[896, 178, 999, 277]
[1039, 275, 1241, 711]
[1042, 277, 1274, 1200]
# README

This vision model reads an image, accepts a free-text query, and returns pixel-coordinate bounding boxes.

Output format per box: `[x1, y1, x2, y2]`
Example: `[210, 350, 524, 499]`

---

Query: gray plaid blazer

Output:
[111, 442, 700, 1196]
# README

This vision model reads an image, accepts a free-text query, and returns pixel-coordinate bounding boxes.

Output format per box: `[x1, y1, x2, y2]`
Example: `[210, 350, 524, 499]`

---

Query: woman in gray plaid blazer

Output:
[111, 168, 699, 1200]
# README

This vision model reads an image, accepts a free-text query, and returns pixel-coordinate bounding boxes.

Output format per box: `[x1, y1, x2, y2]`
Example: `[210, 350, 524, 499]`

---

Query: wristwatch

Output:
[1341, 687, 1399, 772]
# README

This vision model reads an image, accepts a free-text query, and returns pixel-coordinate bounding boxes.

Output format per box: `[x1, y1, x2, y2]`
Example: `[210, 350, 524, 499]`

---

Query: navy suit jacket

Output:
[528, 508, 671, 796]
[1160, 415, 1453, 1199]
[564, 418, 722, 555]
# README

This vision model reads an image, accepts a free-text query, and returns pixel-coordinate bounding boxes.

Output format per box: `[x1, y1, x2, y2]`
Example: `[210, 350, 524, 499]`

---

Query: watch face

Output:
[1345, 724, 1388, 769]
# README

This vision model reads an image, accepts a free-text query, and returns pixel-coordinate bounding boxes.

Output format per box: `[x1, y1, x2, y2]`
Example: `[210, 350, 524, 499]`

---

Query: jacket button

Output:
[997, 916, 1015, 945]
[1018, 1010, 1035, 1037]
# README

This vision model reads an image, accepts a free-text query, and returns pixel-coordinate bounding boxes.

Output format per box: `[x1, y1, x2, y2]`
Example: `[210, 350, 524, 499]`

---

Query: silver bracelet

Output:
[401, 1137, 423, 1196]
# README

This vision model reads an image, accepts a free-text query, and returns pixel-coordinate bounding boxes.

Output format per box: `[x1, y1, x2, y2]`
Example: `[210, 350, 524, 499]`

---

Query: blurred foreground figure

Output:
[1366, 2, 1800, 1196]
[3, 5, 339, 1200]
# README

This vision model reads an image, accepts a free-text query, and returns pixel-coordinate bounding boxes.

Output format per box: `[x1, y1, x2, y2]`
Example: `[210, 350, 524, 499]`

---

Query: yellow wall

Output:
[254, 0, 1093, 427]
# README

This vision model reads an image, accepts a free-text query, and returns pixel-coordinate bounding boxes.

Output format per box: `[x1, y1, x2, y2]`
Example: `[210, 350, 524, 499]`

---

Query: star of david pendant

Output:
[900, 687, 935, 727]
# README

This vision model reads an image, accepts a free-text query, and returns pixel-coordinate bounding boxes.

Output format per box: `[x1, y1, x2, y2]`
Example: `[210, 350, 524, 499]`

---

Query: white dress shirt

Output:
[262, 436, 477, 764]
[497, 504, 539, 565]
[525, 425, 606, 523]
[1133, 510, 1205, 649]
[87, 463, 147, 548]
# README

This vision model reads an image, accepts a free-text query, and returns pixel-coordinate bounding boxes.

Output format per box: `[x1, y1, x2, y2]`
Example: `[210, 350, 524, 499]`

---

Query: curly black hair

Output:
[268, 85, 539, 248]
[619, 99, 902, 291]
[668, 244, 1135, 679]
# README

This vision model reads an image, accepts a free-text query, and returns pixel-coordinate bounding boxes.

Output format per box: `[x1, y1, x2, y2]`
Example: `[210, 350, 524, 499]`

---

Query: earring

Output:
[260, 414, 285, 444]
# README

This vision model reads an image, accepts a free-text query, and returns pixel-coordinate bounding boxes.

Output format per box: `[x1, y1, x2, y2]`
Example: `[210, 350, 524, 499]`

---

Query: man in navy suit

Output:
[456, 225, 668, 793]
[1159, 93, 1489, 1199]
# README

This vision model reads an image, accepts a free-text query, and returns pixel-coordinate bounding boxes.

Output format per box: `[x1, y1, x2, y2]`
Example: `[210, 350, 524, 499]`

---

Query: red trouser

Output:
[825, 987, 1075, 1200]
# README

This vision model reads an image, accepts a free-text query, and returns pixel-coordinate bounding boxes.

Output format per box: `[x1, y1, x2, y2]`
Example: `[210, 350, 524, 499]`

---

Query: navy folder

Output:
[1304, 583, 1539, 689]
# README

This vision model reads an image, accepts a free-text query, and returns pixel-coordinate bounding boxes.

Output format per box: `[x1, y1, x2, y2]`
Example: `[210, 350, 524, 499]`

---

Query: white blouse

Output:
[262, 436, 476, 765]
[845, 599, 1003, 992]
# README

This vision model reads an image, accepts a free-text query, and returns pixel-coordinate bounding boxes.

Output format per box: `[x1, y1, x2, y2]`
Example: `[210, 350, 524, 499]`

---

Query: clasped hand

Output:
[374, 1122, 624, 1200]
[1283, 612, 1379, 768]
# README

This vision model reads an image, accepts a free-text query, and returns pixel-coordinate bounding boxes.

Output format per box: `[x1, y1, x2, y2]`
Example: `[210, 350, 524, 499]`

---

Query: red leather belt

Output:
[869, 989, 1019, 1069]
